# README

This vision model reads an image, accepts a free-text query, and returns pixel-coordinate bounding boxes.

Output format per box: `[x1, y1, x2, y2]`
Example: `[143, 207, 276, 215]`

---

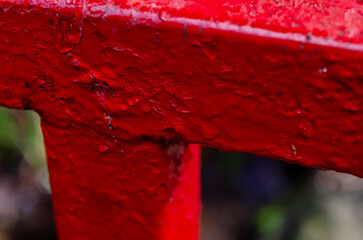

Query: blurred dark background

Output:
[0, 107, 363, 240]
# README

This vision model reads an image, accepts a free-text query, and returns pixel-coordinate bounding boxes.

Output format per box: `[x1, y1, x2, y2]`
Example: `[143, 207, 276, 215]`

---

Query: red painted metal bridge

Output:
[0, 0, 362, 239]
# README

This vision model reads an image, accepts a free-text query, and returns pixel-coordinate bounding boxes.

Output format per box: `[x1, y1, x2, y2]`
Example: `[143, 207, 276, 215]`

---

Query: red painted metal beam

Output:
[0, 0, 362, 239]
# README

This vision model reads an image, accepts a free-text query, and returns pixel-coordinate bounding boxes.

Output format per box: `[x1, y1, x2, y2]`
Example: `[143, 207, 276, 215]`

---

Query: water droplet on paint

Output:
[202, 125, 219, 140]
[249, 12, 256, 17]
[318, 68, 328, 74]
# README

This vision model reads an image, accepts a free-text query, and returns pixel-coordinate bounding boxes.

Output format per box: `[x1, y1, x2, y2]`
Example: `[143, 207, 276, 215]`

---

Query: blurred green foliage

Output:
[0, 107, 49, 190]
[257, 204, 285, 236]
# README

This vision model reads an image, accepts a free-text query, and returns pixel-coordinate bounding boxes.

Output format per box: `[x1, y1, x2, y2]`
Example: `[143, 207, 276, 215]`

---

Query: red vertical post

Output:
[41, 122, 201, 240]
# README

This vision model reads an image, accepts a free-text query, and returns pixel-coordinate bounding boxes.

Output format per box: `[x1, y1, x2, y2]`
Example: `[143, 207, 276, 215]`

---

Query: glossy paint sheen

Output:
[0, 0, 362, 239]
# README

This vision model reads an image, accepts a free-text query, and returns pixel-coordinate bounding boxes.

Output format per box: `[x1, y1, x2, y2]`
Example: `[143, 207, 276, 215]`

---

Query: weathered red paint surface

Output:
[0, 0, 362, 239]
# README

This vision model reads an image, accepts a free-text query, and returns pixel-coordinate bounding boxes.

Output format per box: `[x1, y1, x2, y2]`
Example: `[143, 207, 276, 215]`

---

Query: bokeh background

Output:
[0, 106, 363, 240]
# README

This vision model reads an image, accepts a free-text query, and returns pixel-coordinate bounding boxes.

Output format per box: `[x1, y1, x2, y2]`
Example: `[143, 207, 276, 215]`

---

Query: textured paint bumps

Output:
[0, 0, 362, 239]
